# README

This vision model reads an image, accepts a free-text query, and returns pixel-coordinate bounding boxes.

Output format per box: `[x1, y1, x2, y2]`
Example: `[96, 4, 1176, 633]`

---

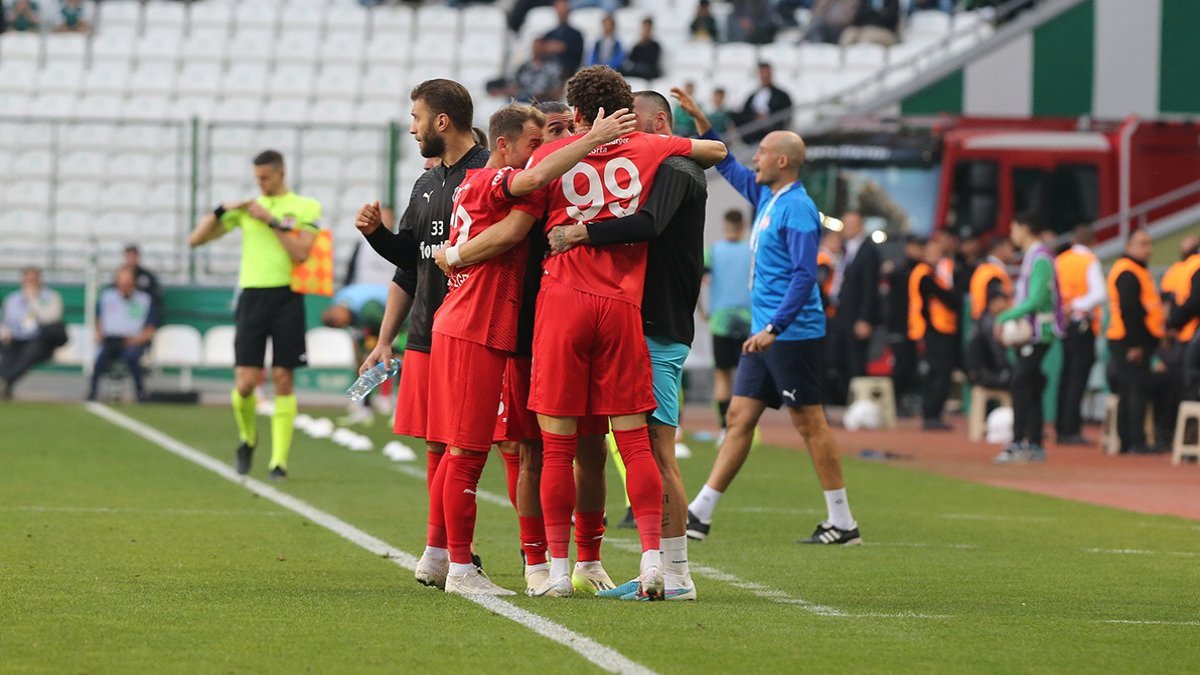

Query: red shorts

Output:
[393, 348, 430, 439]
[495, 356, 610, 442]
[528, 280, 655, 418]
[426, 333, 507, 452]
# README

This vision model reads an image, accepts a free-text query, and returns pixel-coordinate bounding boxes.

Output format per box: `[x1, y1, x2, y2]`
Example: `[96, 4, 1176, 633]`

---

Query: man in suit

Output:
[828, 211, 880, 404]
[733, 63, 793, 145]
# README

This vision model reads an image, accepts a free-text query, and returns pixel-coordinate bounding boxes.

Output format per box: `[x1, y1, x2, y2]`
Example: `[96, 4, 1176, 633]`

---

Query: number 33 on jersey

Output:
[526, 132, 693, 307]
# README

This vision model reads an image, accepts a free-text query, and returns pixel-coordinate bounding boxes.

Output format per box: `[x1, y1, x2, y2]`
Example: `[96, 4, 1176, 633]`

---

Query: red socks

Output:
[426, 449, 443, 493]
[520, 515, 547, 565]
[574, 511, 605, 562]
[442, 451, 489, 565]
[539, 430, 577, 559]
[426, 452, 449, 549]
[612, 427, 663, 553]
[500, 450, 520, 510]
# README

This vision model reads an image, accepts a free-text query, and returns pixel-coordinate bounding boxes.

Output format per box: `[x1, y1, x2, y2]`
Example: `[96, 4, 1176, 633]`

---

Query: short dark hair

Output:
[642, 17, 653, 27]
[471, 126, 488, 147]
[489, 104, 546, 148]
[1012, 210, 1049, 234]
[566, 66, 634, 126]
[253, 150, 284, 167]
[633, 90, 671, 118]
[724, 209, 745, 225]
[1072, 224, 1094, 246]
[534, 100, 571, 115]
[410, 78, 474, 132]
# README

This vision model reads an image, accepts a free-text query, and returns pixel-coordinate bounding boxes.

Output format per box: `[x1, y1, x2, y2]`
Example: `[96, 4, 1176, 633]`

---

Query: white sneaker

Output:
[445, 568, 516, 596]
[571, 561, 616, 593]
[414, 553, 448, 589]
[530, 574, 574, 598]
[639, 566, 664, 599]
[524, 563, 550, 596]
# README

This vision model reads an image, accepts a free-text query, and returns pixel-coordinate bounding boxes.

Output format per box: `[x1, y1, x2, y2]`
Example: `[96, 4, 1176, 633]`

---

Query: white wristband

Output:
[445, 244, 463, 267]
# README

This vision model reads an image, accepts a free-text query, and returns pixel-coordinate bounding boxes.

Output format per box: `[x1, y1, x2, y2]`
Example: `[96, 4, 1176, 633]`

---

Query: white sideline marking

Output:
[392, 464, 513, 508]
[861, 542, 976, 550]
[85, 403, 654, 675]
[941, 513, 1055, 523]
[4, 505, 288, 517]
[1083, 547, 1200, 558]
[1097, 620, 1200, 627]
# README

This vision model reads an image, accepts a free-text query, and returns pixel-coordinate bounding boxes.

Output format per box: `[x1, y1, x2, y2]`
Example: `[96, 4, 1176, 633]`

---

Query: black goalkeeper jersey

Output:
[585, 156, 709, 346]
[364, 144, 490, 354]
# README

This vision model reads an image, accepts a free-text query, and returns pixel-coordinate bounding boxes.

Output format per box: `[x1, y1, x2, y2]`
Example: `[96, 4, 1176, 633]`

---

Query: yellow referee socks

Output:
[231, 389, 258, 447]
[605, 431, 631, 508]
[270, 394, 297, 470]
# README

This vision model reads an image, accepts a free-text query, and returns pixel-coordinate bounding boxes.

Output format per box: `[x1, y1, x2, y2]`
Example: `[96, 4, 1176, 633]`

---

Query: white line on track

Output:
[86, 403, 654, 675]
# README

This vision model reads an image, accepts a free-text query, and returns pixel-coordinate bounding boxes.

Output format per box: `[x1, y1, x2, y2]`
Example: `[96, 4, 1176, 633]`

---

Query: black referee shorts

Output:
[234, 286, 307, 369]
[712, 333, 748, 371]
[733, 337, 824, 409]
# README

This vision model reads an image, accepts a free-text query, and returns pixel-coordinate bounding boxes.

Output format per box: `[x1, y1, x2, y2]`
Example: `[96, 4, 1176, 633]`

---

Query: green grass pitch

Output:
[3, 402, 1199, 674]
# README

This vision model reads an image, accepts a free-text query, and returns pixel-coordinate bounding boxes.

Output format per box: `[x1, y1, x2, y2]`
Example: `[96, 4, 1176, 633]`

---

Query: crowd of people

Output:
[0, 0, 90, 34]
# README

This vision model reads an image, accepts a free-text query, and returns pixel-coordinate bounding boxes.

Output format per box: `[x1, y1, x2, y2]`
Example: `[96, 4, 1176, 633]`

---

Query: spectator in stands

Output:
[690, 0, 719, 42]
[586, 13, 625, 70]
[707, 87, 732, 135]
[620, 17, 663, 81]
[840, 0, 900, 46]
[673, 82, 699, 136]
[8, 0, 40, 32]
[828, 211, 881, 405]
[1105, 229, 1167, 454]
[733, 63, 793, 145]
[1054, 226, 1106, 445]
[87, 267, 157, 402]
[994, 212, 1062, 464]
[56, 0, 89, 34]
[727, 0, 777, 44]
[123, 244, 162, 324]
[1165, 236, 1200, 400]
[805, 0, 861, 44]
[542, 0, 585, 76]
[512, 38, 566, 102]
[0, 267, 65, 400]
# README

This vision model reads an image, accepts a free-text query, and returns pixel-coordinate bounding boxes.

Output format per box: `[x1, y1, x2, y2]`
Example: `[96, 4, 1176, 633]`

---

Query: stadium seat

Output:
[411, 33, 456, 70]
[234, 3, 280, 34]
[520, 6, 558, 45]
[137, 30, 182, 65]
[308, 100, 355, 125]
[667, 40, 714, 71]
[108, 153, 157, 181]
[302, 155, 344, 185]
[149, 324, 204, 389]
[715, 43, 760, 71]
[52, 324, 89, 367]
[213, 97, 262, 123]
[798, 43, 841, 70]
[305, 327, 357, 369]
[99, 0, 142, 33]
[203, 325, 237, 369]
[269, 63, 318, 99]
[844, 43, 886, 69]
[176, 63, 223, 97]
[89, 32, 137, 66]
[0, 63, 37, 95]
[170, 96, 216, 121]
[15, 149, 54, 179]
[462, 5, 506, 34]
[181, 30, 228, 63]
[59, 122, 113, 151]
[273, 30, 321, 67]
[280, 5, 325, 33]
[355, 100, 400, 125]
[211, 152, 252, 183]
[188, 2, 233, 33]
[457, 34, 505, 68]
[35, 61, 84, 94]
[127, 63, 177, 97]
[54, 182, 103, 211]
[45, 34, 89, 63]
[1, 31, 42, 62]
[222, 63, 270, 97]
[144, 2, 187, 33]
[5, 180, 51, 210]
[1, 119, 52, 150]
[303, 128, 350, 154]
[370, 5, 413, 41]
[59, 149, 108, 179]
[758, 42, 799, 73]
[319, 32, 367, 67]
[1, 209, 44, 238]
[82, 64, 130, 96]
[29, 92, 78, 119]
[99, 180, 150, 210]
[53, 208, 93, 237]
[261, 97, 310, 125]
[415, 4, 461, 35]
[325, 6, 370, 36]
[95, 211, 142, 240]
[907, 10, 952, 40]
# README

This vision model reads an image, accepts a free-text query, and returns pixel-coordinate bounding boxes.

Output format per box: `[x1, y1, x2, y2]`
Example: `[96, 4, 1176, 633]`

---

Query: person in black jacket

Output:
[828, 211, 880, 404]
[884, 235, 922, 413]
[733, 63, 793, 145]
[619, 18, 662, 81]
[965, 290, 1012, 390]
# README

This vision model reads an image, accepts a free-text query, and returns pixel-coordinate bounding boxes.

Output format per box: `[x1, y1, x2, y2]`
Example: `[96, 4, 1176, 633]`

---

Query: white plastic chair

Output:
[149, 324, 203, 389]
[45, 34, 89, 63]
[5, 180, 51, 210]
[203, 325, 237, 369]
[327, 6, 370, 36]
[181, 31, 227, 64]
[82, 63, 130, 96]
[176, 63, 222, 97]
[53, 324, 89, 366]
[1, 32, 42, 64]
[144, 2, 187, 33]
[305, 327, 357, 369]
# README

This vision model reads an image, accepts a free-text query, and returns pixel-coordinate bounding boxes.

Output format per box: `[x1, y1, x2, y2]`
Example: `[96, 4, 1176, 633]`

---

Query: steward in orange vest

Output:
[909, 238, 960, 430]
[968, 239, 1013, 321]
[1053, 226, 1107, 444]
[1163, 236, 1200, 399]
[1105, 230, 1167, 454]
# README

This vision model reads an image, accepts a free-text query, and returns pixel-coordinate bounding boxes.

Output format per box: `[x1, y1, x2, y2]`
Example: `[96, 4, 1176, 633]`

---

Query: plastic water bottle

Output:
[346, 357, 401, 402]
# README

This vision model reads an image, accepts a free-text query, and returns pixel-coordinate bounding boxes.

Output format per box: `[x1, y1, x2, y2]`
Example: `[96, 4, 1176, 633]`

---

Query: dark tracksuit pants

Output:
[1012, 342, 1050, 445]
[922, 330, 958, 422]
[1108, 340, 1153, 451]
[1055, 320, 1095, 438]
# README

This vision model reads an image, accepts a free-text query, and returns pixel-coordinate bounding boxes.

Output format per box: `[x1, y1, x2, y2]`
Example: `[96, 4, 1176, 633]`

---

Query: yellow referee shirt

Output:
[220, 192, 322, 289]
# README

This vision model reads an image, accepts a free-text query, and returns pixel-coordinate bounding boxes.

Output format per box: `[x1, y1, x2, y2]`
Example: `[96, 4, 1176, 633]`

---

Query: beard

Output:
[419, 124, 447, 159]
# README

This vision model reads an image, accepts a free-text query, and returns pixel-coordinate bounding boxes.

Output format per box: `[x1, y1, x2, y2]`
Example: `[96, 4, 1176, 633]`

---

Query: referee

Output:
[189, 150, 322, 481]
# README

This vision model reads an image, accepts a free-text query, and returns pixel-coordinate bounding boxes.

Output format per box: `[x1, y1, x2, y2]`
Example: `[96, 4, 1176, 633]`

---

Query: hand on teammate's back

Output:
[355, 201, 383, 236]
[547, 223, 588, 255]
[585, 107, 638, 144]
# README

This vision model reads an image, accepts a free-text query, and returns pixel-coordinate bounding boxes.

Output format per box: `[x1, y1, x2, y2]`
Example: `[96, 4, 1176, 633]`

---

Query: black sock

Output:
[717, 399, 730, 428]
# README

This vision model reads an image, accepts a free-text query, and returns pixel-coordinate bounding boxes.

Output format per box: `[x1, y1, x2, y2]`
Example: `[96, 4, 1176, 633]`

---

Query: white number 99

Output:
[563, 158, 642, 222]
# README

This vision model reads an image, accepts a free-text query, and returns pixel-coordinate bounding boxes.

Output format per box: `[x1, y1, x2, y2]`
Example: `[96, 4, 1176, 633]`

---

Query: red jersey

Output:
[432, 166, 542, 352]
[526, 132, 692, 306]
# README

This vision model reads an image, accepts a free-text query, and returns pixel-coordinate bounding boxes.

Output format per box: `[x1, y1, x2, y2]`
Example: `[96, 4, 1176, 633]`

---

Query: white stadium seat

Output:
[188, 1, 234, 33]
[171, 96, 216, 121]
[99, 181, 149, 210]
[273, 30, 321, 67]
[149, 324, 204, 389]
[0, 63, 37, 95]
[54, 209, 93, 237]
[415, 4, 461, 36]
[844, 43, 887, 69]
[53, 324, 89, 366]
[15, 150, 54, 179]
[457, 33, 504, 68]
[799, 43, 842, 70]
[319, 32, 366, 67]
[107, 153, 156, 181]
[30, 92, 79, 120]
[36, 61, 85, 94]
[715, 43, 760, 71]
[6, 180, 52, 210]
[269, 64, 318, 99]
[95, 211, 142, 240]
[462, 5, 506, 34]
[222, 63, 270, 97]
[280, 5, 324, 33]
[203, 325, 237, 369]
[181, 30, 228, 63]
[100, 1, 142, 32]
[314, 65, 362, 99]
[144, 2, 187, 33]
[907, 10, 952, 40]
[137, 30, 182, 65]
[60, 122, 114, 150]
[45, 34, 89, 63]
[2, 209, 44, 238]
[128, 63, 177, 96]
[326, 6, 370, 35]
[89, 32, 137, 65]
[307, 100, 355, 125]
[176, 63, 223, 97]
[261, 96, 310, 125]
[76, 93, 124, 118]
[59, 151, 108, 179]
[305, 327, 357, 369]
[1, 32, 43, 64]
[234, 3, 280, 34]
[370, 5, 412, 41]
[54, 182, 103, 211]
[82, 64, 130, 95]
[213, 97, 262, 123]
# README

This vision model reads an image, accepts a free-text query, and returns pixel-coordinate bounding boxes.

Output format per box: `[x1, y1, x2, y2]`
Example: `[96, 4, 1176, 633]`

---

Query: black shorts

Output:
[733, 337, 823, 408]
[712, 333, 746, 371]
[234, 287, 307, 369]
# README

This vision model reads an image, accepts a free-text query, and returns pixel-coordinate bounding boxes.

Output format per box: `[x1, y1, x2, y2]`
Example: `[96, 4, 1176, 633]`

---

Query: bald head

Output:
[753, 131, 806, 188]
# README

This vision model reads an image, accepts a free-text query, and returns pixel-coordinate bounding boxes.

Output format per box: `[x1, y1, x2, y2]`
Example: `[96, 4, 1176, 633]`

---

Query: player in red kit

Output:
[426, 103, 637, 595]
[525, 67, 727, 598]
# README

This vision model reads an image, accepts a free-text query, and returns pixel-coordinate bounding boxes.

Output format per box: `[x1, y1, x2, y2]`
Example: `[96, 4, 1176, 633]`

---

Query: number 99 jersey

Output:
[525, 132, 692, 308]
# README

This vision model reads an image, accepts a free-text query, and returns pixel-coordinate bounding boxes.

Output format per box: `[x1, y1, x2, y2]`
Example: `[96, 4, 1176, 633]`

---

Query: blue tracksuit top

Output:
[702, 130, 825, 341]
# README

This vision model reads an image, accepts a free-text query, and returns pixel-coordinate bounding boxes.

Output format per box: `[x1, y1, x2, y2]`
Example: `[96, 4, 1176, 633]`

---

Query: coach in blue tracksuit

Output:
[670, 87, 863, 547]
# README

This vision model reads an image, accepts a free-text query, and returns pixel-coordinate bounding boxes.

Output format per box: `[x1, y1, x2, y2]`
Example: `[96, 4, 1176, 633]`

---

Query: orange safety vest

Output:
[1106, 257, 1164, 341]
[908, 262, 957, 340]
[290, 228, 334, 297]
[1161, 254, 1200, 342]
[817, 249, 835, 318]
[968, 260, 1012, 320]
[1055, 246, 1101, 334]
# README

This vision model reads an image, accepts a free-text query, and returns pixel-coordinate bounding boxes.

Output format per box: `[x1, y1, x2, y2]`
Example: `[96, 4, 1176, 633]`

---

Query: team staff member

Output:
[703, 209, 753, 437]
[355, 79, 489, 586]
[909, 238, 960, 431]
[1165, 237, 1200, 399]
[189, 150, 320, 480]
[969, 238, 1013, 322]
[828, 211, 880, 405]
[684, 124, 862, 548]
[1054, 226, 1106, 445]
[549, 87, 710, 601]
[1106, 230, 1166, 454]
